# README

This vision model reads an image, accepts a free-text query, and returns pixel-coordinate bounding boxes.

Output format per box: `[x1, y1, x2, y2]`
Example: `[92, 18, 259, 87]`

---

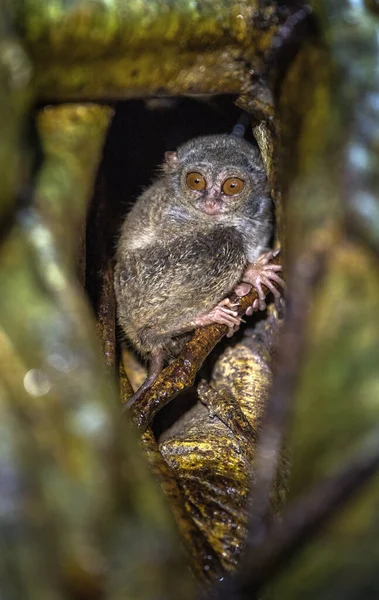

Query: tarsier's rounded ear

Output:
[164, 151, 178, 166]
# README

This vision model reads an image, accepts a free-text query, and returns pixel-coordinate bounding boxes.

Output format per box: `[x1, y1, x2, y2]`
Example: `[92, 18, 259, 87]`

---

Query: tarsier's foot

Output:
[195, 297, 243, 338]
[234, 250, 285, 311]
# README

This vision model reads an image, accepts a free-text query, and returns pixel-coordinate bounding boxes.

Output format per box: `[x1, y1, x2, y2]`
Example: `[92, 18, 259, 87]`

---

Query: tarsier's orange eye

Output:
[186, 172, 206, 191]
[222, 177, 245, 196]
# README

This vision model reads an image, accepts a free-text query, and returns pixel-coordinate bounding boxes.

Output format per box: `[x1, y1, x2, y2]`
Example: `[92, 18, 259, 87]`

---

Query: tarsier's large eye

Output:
[222, 177, 245, 196]
[186, 172, 206, 191]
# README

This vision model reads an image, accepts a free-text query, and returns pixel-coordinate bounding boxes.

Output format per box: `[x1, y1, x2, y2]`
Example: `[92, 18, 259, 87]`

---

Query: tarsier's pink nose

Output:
[202, 196, 223, 215]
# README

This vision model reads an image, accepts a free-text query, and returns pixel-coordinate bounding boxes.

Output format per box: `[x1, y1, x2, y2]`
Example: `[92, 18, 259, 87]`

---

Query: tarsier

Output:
[114, 133, 284, 404]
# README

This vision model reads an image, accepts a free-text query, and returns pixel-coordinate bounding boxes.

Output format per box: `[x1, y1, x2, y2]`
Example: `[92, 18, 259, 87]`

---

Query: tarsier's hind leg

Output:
[124, 294, 246, 410]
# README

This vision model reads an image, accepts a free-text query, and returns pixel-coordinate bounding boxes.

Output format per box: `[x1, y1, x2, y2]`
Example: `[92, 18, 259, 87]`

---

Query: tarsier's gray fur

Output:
[114, 134, 273, 358]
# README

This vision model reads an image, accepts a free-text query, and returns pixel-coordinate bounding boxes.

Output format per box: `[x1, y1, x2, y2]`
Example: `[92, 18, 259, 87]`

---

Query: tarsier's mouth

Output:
[202, 200, 223, 215]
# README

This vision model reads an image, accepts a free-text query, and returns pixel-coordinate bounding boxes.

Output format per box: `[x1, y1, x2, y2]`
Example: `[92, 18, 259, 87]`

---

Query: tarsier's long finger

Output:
[216, 309, 241, 327]
[256, 256, 270, 266]
[214, 314, 234, 327]
[251, 280, 267, 311]
[263, 280, 283, 311]
[245, 298, 259, 316]
[226, 320, 242, 337]
[258, 295, 267, 311]
[262, 264, 282, 272]
[220, 315, 241, 328]
[218, 307, 239, 317]
[218, 297, 239, 308]
[226, 326, 239, 338]
[262, 278, 282, 299]
[265, 272, 286, 289]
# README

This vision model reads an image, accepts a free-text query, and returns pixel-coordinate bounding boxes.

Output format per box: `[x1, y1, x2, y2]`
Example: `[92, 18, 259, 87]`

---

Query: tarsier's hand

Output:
[194, 297, 243, 338]
[234, 250, 285, 311]
[195, 252, 284, 339]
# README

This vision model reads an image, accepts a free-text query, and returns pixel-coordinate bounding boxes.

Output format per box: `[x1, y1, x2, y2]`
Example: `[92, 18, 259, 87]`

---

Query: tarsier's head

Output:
[164, 134, 270, 218]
